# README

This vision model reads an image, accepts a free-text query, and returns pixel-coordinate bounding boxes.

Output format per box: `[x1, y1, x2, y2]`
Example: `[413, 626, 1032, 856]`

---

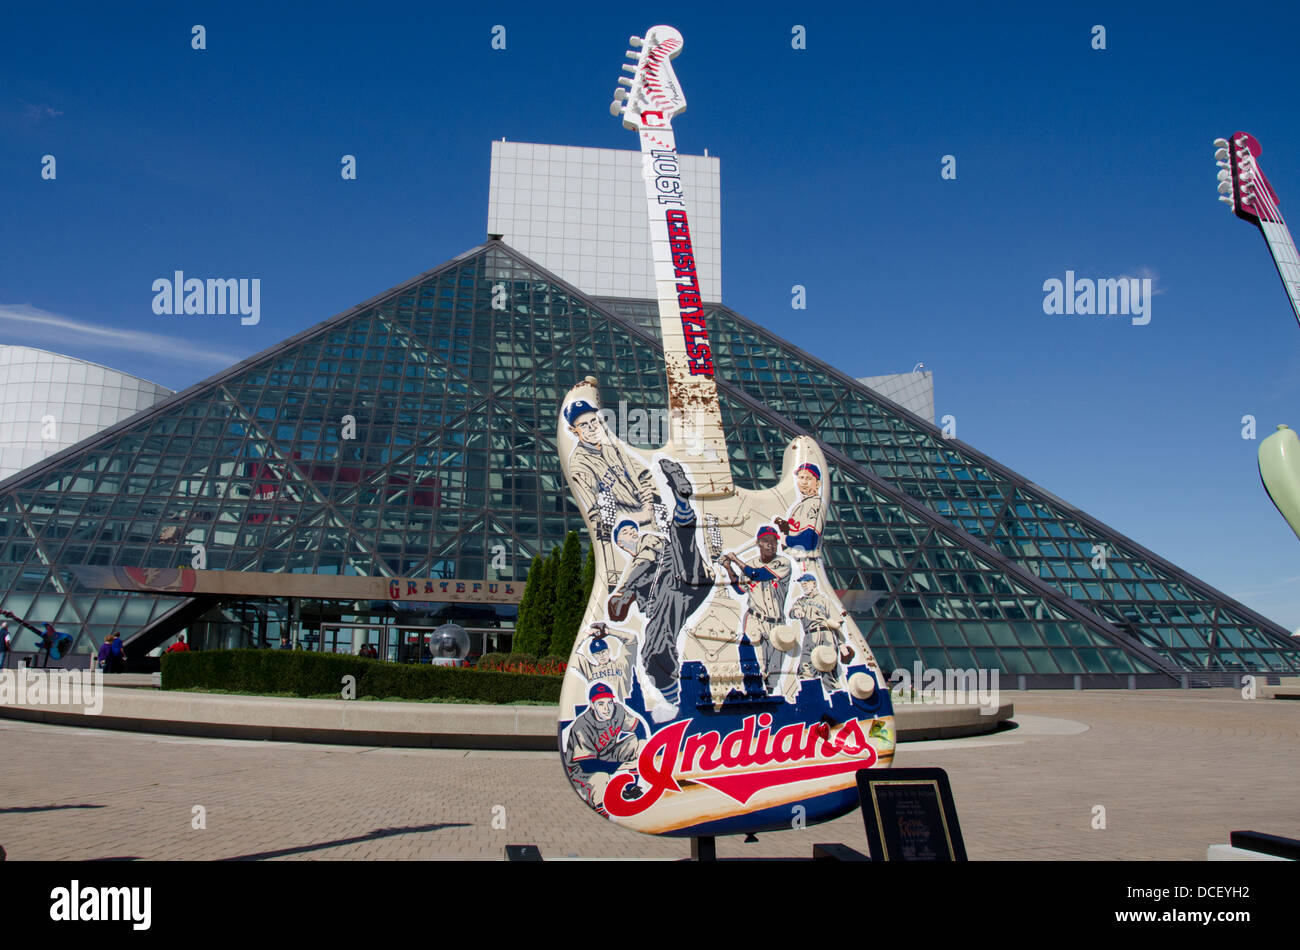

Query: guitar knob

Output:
[811, 645, 837, 672]
[847, 673, 876, 700]
[771, 626, 799, 652]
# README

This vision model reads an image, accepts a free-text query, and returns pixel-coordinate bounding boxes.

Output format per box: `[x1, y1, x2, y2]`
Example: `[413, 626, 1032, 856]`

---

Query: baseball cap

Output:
[588, 682, 615, 702]
[564, 400, 599, 426]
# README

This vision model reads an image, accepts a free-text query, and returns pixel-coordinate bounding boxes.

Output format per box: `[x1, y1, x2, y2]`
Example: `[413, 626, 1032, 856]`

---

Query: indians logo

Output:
[604, 713, 878, 819]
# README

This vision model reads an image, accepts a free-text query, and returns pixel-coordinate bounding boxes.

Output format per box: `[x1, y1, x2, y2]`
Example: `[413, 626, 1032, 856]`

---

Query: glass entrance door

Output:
[320, 623, 386, 656]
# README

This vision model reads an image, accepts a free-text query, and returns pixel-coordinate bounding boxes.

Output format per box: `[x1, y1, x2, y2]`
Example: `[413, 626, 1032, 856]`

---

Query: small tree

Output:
[581, 543, 595, 604]
[534, 546, 561, 656]
[551, 531, 585, 659]
[513, 554, 545, 655]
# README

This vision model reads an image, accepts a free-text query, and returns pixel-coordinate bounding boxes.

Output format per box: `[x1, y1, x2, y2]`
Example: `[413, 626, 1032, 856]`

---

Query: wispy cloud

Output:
[0, 303, 244, 369]
[1118, 265, 1166, 295]
[18, 99, 63, 123]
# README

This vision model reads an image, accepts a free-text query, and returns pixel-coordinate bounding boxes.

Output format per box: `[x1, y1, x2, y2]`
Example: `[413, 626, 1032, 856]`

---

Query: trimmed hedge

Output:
[161, 649, 561, 704]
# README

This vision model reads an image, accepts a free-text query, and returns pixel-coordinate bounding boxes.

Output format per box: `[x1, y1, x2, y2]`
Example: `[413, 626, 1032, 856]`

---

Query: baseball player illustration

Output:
[605, 458, 713, 718]
[774, 462, 824, 562]
[570, 622, 637, 701]
[562, 682, 646, 814]
[563, 398, 658, 587]
[720, 525, 796, 693]
[791, 573, 853, 691]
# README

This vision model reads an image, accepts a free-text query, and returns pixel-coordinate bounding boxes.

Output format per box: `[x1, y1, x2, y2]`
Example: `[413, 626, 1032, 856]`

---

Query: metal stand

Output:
[690, 836, 716, 861]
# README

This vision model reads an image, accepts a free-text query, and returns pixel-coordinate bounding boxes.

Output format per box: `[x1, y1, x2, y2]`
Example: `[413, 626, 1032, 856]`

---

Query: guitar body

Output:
[556, 379, 895, 836]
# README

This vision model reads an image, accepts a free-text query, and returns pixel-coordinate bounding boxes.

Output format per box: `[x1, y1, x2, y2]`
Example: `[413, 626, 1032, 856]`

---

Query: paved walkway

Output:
[1, 689, 1296, 860]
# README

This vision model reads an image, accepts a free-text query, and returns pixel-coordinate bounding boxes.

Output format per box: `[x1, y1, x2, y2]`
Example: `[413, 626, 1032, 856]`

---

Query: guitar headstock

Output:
[609, 25, 686, 130]
[1215, 132, 1283, 225]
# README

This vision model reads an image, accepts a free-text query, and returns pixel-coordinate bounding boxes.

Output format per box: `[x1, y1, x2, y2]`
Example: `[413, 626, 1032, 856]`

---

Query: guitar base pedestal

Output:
[689, 836, 868, 861]
[690, 835, 716, 860]
[505, 839, 869, 860]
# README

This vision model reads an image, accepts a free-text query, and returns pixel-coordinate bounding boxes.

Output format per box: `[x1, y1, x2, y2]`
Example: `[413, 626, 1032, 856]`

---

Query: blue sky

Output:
[5, 1, 1300, 631]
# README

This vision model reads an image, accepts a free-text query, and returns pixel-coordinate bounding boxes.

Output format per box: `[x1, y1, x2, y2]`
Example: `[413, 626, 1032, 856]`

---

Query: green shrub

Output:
[537, 655, 567, 675]
[471, 651, 566, 675]
[475, 652, 509, 671]
[161, 649, 561, 704]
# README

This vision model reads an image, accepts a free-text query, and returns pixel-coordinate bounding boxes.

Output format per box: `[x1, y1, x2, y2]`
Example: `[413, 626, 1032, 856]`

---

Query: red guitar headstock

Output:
[609, 25, 687, 130]
[1216, 132, 1283, 225]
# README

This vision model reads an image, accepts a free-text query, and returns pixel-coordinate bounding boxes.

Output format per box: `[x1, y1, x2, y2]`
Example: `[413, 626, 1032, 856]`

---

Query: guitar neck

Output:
[1257, 216, 1300, 327]
[636, 126, 734, 496]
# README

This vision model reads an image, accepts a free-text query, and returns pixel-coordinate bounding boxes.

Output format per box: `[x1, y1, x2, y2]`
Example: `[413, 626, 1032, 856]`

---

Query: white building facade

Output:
[487, 140, 722, 301]
[858, 371, 936, 423]
[0, 346, 172, 482]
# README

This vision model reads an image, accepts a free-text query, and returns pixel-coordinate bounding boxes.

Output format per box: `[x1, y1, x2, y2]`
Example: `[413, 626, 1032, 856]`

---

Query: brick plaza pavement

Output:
[1, 689, 1296, 860]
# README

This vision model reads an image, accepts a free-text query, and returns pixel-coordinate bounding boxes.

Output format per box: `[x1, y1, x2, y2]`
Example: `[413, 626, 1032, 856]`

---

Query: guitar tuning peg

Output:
[1219, 195, 1235, 205]
[626, 49, 639, 60]
[618, 76, 632, 87]
[1214, 137, 1229, 148]
[1215, 148, 1229, 161]
[1218, 181, 1233, 195]
[622, 63, 637, 74]
[630, 35, 643, 47]
[613, 88, 628, 101]
[610, 100, 623, 116]
[1217, 169, 1231, 181]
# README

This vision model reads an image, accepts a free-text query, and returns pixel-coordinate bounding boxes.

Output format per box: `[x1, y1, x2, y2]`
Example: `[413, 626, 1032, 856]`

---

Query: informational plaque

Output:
[856, 767, 967, 861]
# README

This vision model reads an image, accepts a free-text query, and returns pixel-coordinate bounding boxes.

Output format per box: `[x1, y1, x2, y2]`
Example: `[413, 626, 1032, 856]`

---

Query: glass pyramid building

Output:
[2, 240, 1298, 684]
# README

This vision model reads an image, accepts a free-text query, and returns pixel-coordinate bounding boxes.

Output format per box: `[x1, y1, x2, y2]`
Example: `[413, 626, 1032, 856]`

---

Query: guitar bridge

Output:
[687, 660, 782, 709]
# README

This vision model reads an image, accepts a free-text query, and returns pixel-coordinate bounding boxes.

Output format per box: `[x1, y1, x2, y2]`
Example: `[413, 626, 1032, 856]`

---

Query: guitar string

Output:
[1241, 154, 1300, 312]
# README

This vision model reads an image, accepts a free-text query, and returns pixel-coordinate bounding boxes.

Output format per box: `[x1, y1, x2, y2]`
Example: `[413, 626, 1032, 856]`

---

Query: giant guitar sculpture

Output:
[1214, 133, 1300, 539]
[555, 25, 894, 838]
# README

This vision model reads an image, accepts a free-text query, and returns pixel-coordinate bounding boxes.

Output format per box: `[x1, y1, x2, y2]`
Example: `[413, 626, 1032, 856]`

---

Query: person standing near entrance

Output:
[108, 631, 127, 673]
[0, 622, 10, 669]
